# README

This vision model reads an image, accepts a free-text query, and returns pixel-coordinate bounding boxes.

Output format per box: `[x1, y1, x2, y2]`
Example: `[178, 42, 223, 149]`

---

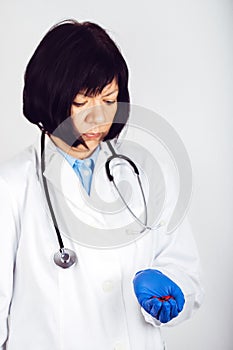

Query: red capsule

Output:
[151, 295, 174, 302]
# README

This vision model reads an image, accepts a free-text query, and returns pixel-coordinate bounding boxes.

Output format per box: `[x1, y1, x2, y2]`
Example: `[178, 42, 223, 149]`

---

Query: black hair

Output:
[23, 19, 130, 146]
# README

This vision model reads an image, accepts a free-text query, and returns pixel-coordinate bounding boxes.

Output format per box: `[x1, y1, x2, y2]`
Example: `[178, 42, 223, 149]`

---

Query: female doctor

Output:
[0, 20, 203, 350]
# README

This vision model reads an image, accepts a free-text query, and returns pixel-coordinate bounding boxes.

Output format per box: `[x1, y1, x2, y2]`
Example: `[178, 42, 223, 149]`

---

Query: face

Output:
[51, 79, 119, 159]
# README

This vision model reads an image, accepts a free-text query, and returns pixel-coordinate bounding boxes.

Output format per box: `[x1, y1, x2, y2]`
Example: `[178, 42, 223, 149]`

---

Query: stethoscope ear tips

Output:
[54, 248, 77, 268]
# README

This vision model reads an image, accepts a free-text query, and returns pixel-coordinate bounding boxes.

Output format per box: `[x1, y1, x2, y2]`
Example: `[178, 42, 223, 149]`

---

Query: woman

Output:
[0, 20, 203, 350]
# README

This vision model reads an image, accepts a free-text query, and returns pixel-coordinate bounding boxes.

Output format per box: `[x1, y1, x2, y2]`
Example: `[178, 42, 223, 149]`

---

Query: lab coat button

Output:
[84, 159, 91, 167]
[114, 342, 125, 350]
[83, 169, 90, 176]
[102, 280, 114, 292]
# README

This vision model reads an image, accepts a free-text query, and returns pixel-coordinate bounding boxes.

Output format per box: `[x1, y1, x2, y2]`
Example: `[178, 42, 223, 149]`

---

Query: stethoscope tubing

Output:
[40, 132, 151, 268]
[41, 130, 65, 251]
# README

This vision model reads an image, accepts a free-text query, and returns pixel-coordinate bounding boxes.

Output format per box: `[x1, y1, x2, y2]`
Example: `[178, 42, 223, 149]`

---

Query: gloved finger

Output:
[158, 301, 171, 323]
[168, 298, 178, 319]
[150, 298, 163, 319]
[141, 298, 154, 314]
[172, 288, 185, 312]
[142, 298, 162, 318]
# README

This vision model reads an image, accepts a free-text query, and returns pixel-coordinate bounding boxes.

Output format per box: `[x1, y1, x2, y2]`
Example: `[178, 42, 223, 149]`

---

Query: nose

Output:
[85, 105, 106, 125]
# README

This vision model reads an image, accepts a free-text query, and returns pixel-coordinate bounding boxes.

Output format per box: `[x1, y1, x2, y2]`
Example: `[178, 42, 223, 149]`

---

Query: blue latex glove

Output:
[133, 269, 185, 323]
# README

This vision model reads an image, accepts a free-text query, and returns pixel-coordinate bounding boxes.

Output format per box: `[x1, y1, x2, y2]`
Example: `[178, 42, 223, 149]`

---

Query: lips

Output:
[82, 132, 101, 140]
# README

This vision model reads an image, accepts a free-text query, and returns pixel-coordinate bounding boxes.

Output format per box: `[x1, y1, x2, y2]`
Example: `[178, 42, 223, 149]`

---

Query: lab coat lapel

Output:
[37, 134, 112, 231]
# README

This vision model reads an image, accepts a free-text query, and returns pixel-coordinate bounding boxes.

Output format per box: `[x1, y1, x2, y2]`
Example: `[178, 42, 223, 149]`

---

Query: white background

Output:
[0, 0, 232, 349]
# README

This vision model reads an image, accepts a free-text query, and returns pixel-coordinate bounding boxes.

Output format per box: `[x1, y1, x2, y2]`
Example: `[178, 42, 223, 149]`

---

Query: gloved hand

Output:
[133, 269, 185, 323]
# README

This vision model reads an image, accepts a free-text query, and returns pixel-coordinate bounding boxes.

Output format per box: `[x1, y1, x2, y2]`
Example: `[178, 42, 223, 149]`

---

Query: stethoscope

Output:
[40, 130, 150, 269]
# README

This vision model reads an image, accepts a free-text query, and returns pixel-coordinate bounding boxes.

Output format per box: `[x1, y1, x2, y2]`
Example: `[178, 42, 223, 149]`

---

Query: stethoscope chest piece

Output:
[54, 248, 77, 268]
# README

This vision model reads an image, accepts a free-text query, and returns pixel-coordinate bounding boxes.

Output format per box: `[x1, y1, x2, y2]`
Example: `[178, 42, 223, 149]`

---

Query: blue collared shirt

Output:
[57, 146, 100, 195]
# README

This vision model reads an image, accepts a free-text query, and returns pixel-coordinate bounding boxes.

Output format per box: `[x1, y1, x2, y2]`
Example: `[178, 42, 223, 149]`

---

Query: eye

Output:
[72, 101, 87, 107]
[104, 100, 117, 105]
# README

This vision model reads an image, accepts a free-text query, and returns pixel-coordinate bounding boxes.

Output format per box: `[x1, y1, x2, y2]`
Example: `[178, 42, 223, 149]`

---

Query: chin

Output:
[86, 140, 101, 149]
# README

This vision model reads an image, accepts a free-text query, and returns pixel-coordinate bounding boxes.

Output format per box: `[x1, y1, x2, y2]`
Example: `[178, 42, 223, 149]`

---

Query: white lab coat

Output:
[0, 133, 204, 350]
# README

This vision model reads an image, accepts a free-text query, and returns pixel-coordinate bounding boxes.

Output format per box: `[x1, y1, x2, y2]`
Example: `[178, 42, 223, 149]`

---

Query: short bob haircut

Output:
[23, 19, 130, 146]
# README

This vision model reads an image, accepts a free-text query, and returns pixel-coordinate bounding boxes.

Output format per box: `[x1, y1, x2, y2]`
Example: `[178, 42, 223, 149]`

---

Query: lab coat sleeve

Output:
[0, 177, 19, 349]
[142, 218, 204, 327]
